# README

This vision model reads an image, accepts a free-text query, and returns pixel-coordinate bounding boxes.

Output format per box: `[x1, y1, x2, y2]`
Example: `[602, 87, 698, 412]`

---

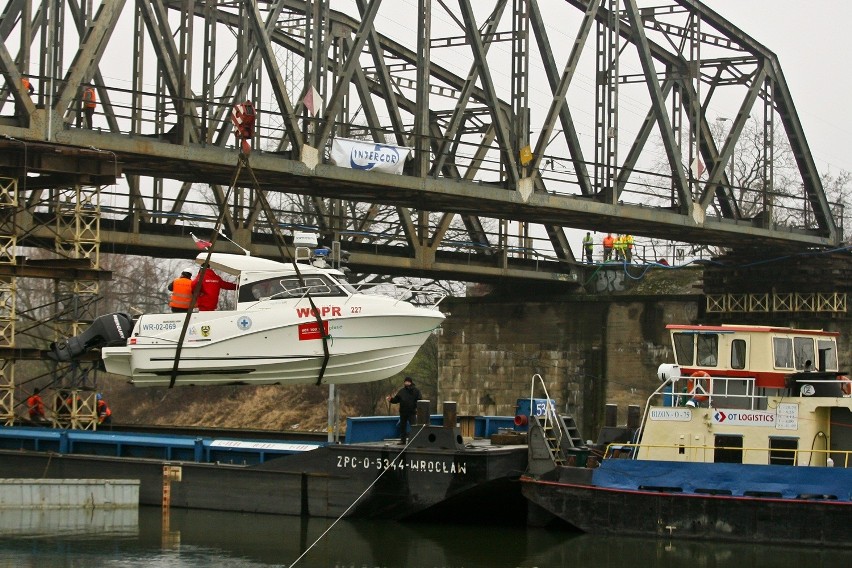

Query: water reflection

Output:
[0, 507, 138, 538]
[0, 506, 850, 567]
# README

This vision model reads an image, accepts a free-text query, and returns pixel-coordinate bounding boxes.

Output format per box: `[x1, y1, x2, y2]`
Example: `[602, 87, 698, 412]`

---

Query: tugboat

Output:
[48, 251, 445, 387]
[521, 324, 852, 546]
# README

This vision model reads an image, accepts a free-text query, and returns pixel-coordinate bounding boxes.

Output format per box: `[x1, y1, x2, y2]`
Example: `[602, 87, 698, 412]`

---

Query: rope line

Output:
[287, 425, 426, 568]
[168, 154, 244, 388]
[240, 156, 332, 386]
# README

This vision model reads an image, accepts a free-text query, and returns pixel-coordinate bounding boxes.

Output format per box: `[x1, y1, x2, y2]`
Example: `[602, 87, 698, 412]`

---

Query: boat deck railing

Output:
[653, 375, 762, 410]
[606, 441, 852, 468]
[649, 374, 850, 412]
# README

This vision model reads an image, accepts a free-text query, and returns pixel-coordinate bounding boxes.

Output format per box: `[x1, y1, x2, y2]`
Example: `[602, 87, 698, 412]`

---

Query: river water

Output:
[0, 506, 850, 568]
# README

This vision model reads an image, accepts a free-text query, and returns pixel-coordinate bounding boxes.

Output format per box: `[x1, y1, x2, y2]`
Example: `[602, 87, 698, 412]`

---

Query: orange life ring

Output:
[687, 371, 711, 402]
[840, 375, 851, 396]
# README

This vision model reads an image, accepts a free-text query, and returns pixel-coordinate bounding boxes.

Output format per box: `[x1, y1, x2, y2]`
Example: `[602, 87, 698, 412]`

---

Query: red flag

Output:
[304, 84, 322, 117]
[191, 233, 212, 250]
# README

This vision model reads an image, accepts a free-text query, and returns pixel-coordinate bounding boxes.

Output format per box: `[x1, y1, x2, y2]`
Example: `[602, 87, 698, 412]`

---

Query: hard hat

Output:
[183, 267, 194, 275]
[96, 393, 102, 401]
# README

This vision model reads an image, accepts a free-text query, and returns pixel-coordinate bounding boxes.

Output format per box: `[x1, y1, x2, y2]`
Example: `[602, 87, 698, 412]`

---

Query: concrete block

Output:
[0, 479, 140, 510]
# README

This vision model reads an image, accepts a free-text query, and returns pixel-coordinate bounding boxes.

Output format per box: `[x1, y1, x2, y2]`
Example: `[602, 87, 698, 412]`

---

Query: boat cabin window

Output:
[794, 337, 816, 371]
[697, 334, 718, 367]
[818, 339, 839, 371]
[773, 337, 794, 369]
[672, 333, 694, 366]
[240, 275, 346, 303]
[671, 332, 718, 367]
[713, 434, 743, 464]
[768, 437, 798, 466]
[730, 339, 746, 370]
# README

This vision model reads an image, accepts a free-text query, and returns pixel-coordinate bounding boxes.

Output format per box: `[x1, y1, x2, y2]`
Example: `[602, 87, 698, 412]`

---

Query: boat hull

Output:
[522, 459, 852, 546]
[102, 310, 444, 386]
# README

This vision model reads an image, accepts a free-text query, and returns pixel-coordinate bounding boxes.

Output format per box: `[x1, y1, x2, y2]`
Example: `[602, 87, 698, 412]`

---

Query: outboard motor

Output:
[48, 312, 134, 361]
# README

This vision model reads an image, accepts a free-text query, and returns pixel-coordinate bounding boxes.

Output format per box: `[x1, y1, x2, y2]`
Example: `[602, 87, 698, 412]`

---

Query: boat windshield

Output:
[239, 275, 347, 302]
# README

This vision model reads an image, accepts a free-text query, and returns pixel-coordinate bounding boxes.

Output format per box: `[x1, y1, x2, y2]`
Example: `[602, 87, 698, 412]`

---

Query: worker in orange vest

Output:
[16, 78, 34, 119]
[82, 84, 97, 129]
[602, 233, 614, 262]
[168, 268, 194, 312]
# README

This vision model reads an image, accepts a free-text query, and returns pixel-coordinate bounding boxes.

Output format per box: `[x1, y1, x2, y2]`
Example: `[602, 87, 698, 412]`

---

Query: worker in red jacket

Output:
[192, 268, 237, 311]
[26, 387, 47, 423]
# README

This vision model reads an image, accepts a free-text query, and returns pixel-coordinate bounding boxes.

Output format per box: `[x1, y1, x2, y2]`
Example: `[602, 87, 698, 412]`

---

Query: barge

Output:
[0, 401, 532, 523]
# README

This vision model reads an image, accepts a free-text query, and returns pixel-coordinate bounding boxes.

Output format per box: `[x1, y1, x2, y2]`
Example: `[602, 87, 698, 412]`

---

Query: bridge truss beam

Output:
[0, 0, 840, 286]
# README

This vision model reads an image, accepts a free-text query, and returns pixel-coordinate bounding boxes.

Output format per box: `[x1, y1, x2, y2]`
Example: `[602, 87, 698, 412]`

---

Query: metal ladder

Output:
[527, 373, 583, 467]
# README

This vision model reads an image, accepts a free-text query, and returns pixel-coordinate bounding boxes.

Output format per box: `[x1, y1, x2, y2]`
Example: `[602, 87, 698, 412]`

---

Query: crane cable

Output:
[240, 157, 332, 386]
[168, 155, 244, 388]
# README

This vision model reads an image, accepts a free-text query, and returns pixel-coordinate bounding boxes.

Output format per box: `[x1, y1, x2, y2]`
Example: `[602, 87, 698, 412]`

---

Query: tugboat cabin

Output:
[633, 324, 852, 467]
[666, 324, 843, 395]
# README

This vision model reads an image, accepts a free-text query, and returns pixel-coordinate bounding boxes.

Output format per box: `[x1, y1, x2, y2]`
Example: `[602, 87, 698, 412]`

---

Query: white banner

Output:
[330, 137, 411, 175]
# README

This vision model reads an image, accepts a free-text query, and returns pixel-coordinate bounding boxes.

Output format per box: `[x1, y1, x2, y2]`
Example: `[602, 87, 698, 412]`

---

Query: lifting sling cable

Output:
[168, 156, 244, 388]
[241, 159, 332, 386]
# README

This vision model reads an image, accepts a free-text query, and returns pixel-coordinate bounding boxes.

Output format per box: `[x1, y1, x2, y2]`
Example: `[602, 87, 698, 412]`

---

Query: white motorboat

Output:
[49, 252, 445, 387]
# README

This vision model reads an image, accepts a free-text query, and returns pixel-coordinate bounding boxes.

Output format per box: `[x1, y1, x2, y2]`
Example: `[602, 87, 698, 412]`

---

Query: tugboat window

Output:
[773, 337, 794, 369]
[769, 437, 798, 466]
[794, 337, 816, 371]
[697, 334, 718, 367]
[673, 333, 694, 365]
[714, 434, 743, 464]
[731, 339, 746, 370]
[818, 339, 838, 371]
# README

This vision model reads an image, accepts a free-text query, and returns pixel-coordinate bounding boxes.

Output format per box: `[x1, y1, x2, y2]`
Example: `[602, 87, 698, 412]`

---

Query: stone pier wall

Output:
[437, 293, 701, 438]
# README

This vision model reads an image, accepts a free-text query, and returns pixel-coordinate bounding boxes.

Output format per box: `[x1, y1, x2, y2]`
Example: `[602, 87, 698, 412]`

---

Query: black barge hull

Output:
[0, 432, 528, 522]
[522, 473, 852, 546]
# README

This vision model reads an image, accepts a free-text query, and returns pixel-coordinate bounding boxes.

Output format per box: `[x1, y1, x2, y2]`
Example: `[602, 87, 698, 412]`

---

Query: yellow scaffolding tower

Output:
[0, 176, 17, 425]
[52, 184, 102, 430]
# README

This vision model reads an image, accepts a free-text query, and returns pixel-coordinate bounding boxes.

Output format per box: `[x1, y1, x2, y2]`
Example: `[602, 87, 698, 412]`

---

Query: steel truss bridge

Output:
[0, 0, 843, 422]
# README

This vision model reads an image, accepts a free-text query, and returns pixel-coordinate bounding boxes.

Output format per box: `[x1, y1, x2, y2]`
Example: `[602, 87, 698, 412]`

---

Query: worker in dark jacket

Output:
[386, 376, 422, 444]
[96, 393, 112, 427]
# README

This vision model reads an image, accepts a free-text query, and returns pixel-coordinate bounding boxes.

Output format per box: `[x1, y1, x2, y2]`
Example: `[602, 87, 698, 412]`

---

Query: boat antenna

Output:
[217, 228, 251, 255]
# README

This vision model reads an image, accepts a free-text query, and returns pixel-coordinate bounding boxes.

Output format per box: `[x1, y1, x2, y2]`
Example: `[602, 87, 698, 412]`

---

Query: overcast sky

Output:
[708, 1, 850, 176]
